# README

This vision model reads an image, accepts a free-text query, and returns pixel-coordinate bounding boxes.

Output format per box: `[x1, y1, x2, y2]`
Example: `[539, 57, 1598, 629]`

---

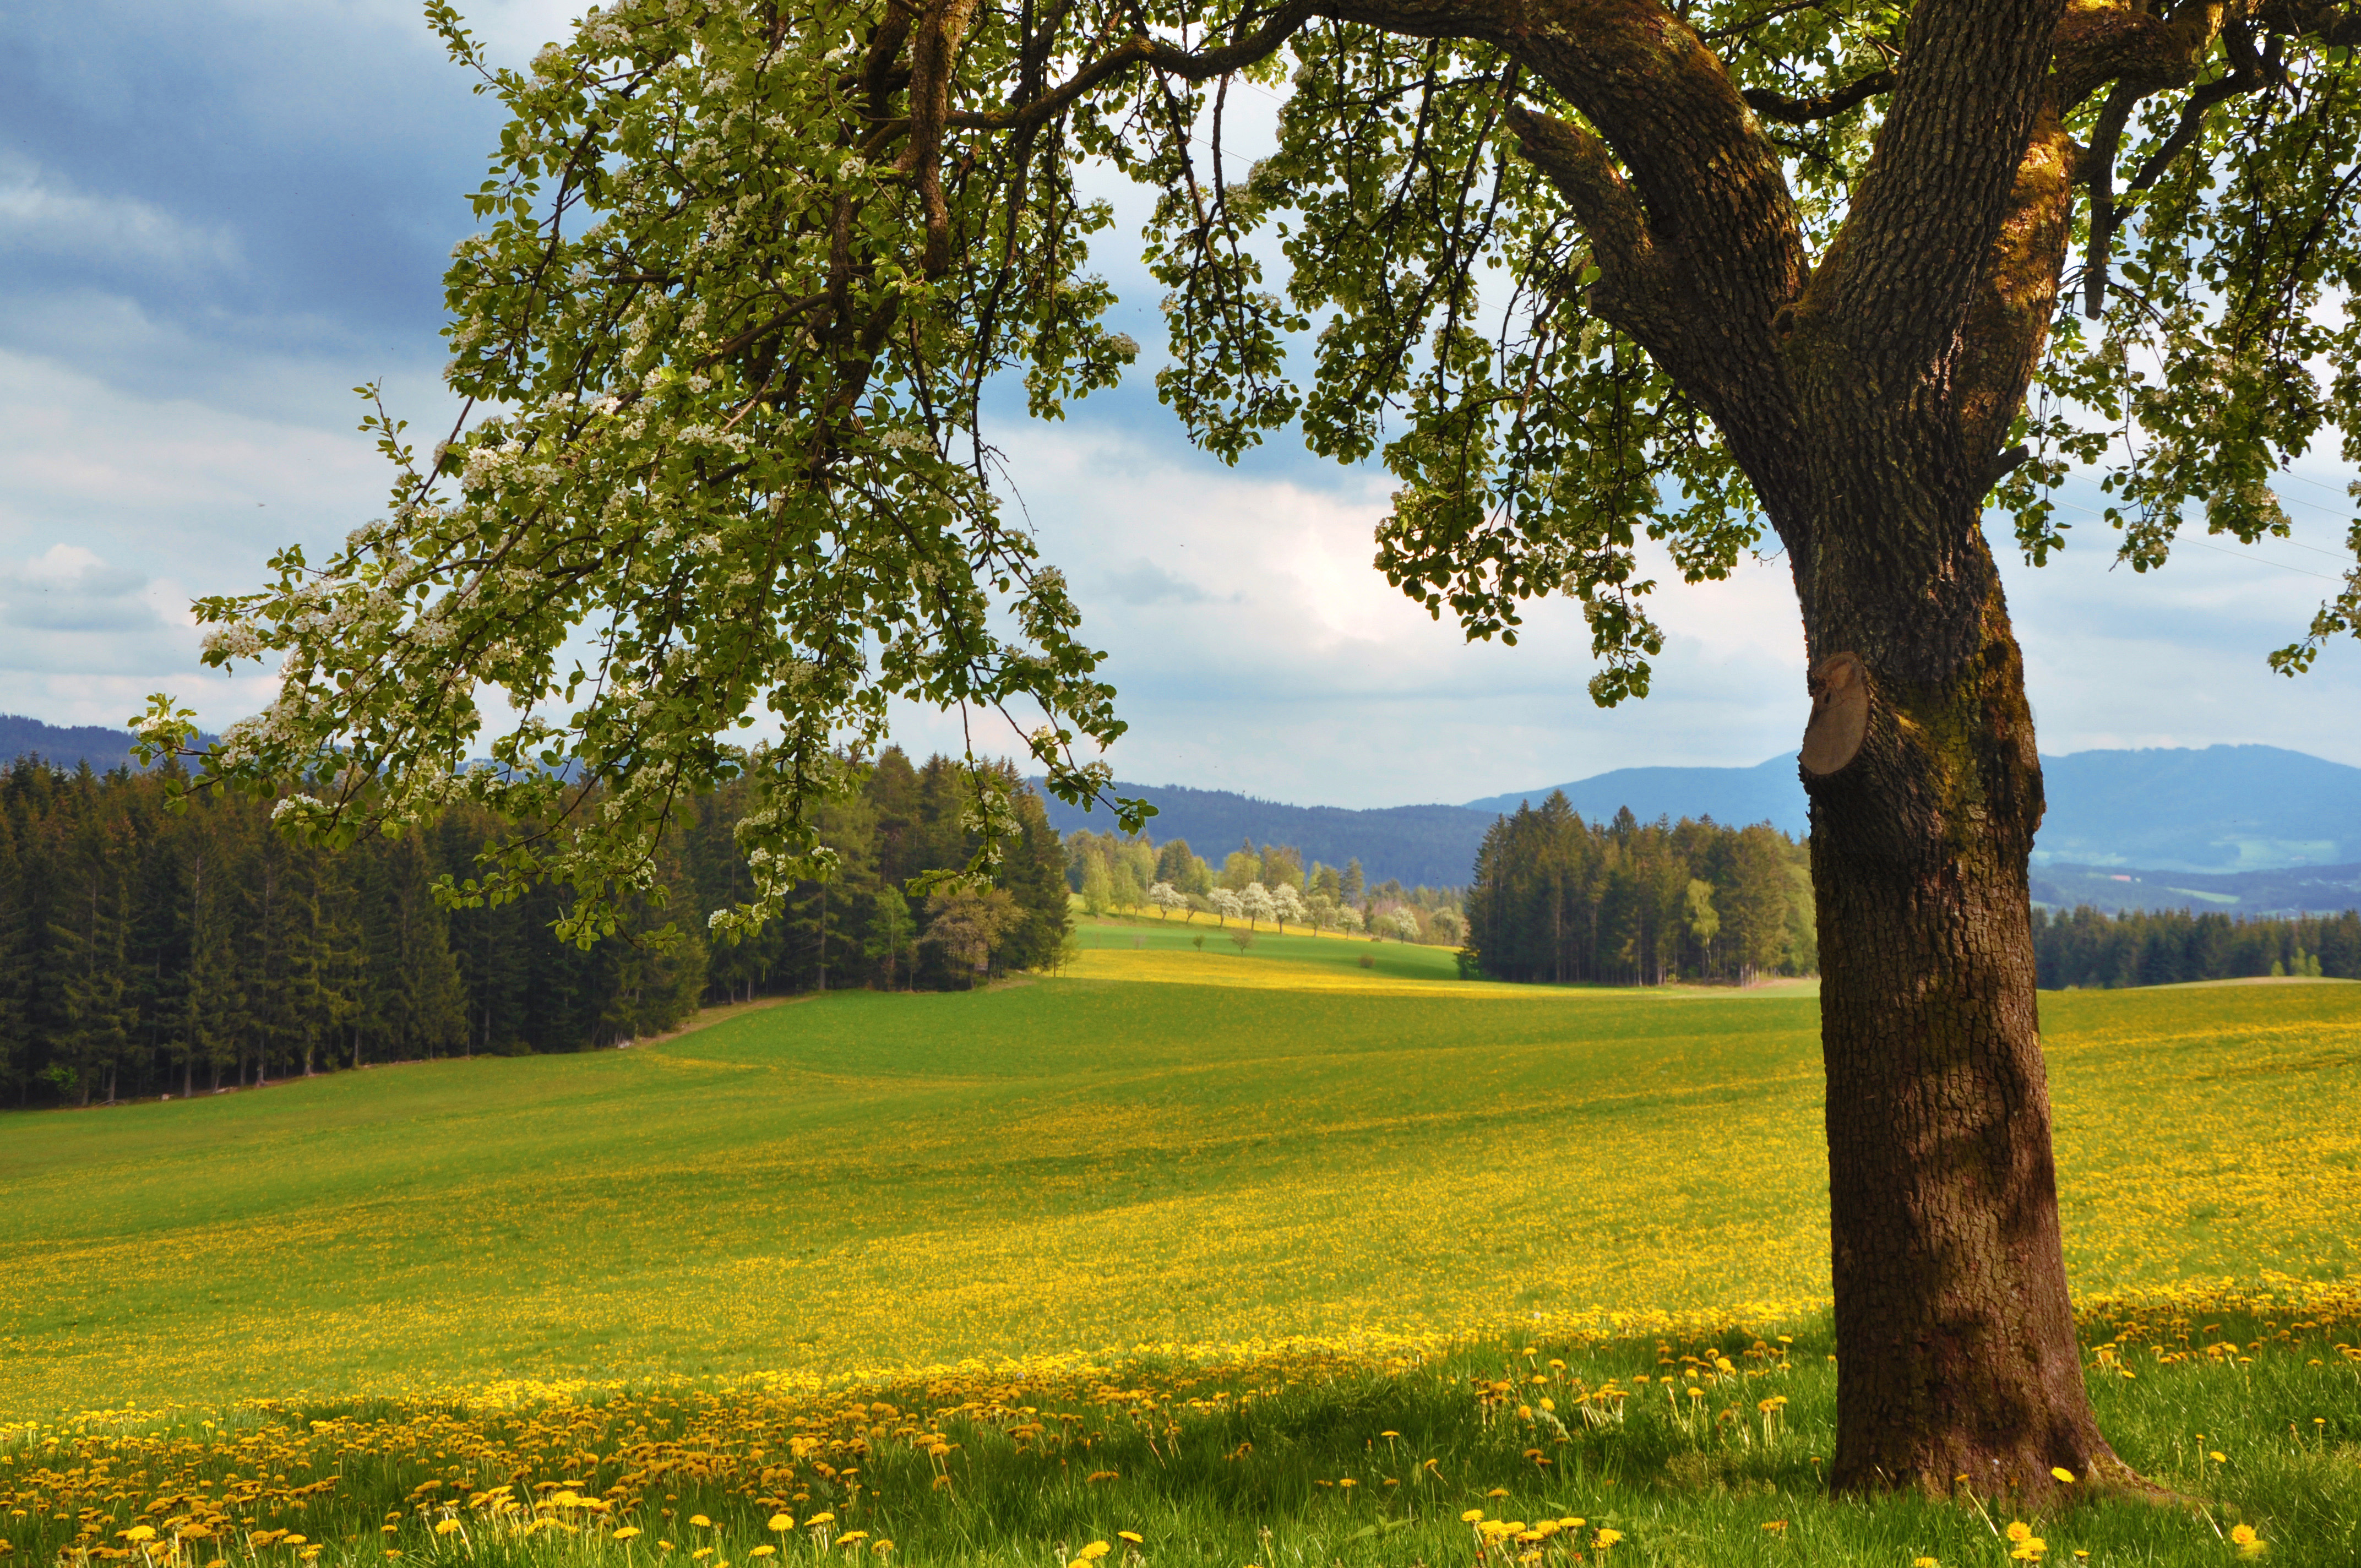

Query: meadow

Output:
[5, 922, 2360, 1565]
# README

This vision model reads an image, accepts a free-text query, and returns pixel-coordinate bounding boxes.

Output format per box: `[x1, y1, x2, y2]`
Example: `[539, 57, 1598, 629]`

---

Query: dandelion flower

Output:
[1460, 1511, 1484, 1525]
[2050, 1468, 2076, 1484]
[690, 1517, 713, 1529]
[804, 1516, 835, 1529]
[749, 1549, 774, 1559]
[434, 1522, 461, 1537]
[2008, 1523, 2033, 1544]
[1117, 1534, 1143, 1546]
[768, 1517, 793, 1534]
[614, 1529, 644, 1542]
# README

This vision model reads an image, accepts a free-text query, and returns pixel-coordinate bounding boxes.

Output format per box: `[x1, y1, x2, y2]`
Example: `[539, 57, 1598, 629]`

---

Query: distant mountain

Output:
[1463, 754, 1808, 838]
[19, 706, 2351, 894]
[1037, 780, 1492, 889]
[2031, 861, 2361, 917]
[0, 713, 221, 775]
[2035, 745, 2361, 872]
[1, 713, 153, 774]
[1054, 743, 2361, 892]
[1475, 743, 2361, 874]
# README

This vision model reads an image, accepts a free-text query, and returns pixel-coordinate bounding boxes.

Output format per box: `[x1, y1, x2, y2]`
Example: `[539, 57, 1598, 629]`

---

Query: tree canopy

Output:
[142, 0, 2361, 935]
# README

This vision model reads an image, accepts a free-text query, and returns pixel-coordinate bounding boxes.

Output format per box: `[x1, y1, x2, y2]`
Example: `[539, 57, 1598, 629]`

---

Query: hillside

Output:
[2037, 744, 2361, 871]
[2032, 859, 2361, 917]
[3, 930, 2356, 1420]
[1462, 753, 1809, 836]
[1056, 744, 2361, 891]
[1038, 779, 1494, 887]
[0, 712, 151, 774]
[0, 712, 219, 775]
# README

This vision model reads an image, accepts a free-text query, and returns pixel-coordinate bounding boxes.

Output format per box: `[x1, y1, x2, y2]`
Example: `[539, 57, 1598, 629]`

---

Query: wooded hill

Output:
[1462, 793, 1816, 986]
[0, 750, 1068, 1109]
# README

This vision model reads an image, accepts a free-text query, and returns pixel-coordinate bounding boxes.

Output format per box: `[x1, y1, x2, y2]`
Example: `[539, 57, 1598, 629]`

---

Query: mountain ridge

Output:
[12, 714, 2354, 905]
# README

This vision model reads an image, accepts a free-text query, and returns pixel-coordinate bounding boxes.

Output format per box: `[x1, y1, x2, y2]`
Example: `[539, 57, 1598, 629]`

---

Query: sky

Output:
[4, 1, 2359, 810]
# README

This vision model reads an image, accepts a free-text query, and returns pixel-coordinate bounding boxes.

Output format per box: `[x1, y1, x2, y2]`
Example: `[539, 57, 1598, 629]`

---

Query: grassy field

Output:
[6, 923, 2360, 1564]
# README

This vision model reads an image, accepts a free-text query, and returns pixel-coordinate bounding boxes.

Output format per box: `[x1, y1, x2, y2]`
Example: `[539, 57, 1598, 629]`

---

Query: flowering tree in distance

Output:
[141, 0, 2361, 1497]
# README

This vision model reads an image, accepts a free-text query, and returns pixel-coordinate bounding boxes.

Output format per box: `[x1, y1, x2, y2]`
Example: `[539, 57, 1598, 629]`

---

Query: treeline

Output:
[1062, 829, 1468, 943]
[2032, 904, 2361, 988]
[0, 749, 1068, 1109]
[1465, 793, 1814, 985]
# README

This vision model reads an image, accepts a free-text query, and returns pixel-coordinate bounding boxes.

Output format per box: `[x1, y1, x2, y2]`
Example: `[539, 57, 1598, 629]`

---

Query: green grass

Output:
[1069, 914, 1472, 981]
[4, 952, 2360, 1562]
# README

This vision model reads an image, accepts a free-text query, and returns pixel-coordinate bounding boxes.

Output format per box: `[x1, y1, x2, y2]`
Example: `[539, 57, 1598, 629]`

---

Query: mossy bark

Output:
[1802, 587, 2130, 1495]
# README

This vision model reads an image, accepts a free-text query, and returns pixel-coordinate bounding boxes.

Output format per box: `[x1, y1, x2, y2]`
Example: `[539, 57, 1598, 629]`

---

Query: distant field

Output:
[4, 924, 2356, 1418]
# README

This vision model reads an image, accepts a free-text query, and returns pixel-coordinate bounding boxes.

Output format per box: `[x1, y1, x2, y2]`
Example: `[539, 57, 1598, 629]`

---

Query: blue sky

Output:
[4, 1, 2359, 809]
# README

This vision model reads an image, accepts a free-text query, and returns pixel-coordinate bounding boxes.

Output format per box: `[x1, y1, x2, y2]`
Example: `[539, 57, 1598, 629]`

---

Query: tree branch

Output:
[2080, 83, 2139, 318]
[1743, 69, 1895, 124]
[945, 0, 1319, 131]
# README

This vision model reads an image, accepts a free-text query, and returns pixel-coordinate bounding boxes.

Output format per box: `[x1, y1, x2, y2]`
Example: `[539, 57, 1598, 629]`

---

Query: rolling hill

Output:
[13, 711, 2356, 905]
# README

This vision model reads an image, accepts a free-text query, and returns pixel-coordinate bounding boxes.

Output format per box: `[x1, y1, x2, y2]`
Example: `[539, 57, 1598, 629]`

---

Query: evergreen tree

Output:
[48, 804, 136, 1105]
[0, 815, 29, 1103]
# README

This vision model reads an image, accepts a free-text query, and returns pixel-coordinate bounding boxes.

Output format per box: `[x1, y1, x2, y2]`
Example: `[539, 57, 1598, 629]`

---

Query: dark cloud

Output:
[0, 0, 514, 390]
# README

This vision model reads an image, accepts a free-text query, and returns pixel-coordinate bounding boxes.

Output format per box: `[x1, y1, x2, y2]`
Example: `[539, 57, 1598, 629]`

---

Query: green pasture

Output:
[5, 945, 2361, 1562]
[1067, 913, 1472, 978]
[3, 941, 2355, 1416]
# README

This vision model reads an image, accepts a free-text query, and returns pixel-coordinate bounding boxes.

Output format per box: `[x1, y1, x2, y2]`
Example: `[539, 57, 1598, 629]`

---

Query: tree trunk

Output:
[1791, 392, 2129, 1495]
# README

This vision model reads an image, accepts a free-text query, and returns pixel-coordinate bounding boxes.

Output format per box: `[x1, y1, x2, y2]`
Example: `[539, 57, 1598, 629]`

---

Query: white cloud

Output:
[0, 153, 241, 274]
[1, 543, 156, 631]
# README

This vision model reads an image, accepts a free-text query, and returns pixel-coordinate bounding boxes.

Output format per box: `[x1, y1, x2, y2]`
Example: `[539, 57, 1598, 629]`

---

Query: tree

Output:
[1683, 878, 1721, 977]
[1145, 880, 1183, 920]
[1154, 839, 1203, 894]
[0, 815, 31, 1103]
[1337, 904, 1365, 937]
[1081, 858, 1114, 918]
[160, 0, 2361, 1495]
[1209, 888, 1243, 928]
[1240, 881, 1277, 930]
[922, 886, 1021, 987]
[866, 887, 917, 988]
[1386, 907, 1421, 944]
[1270, 881, 1308, 933]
